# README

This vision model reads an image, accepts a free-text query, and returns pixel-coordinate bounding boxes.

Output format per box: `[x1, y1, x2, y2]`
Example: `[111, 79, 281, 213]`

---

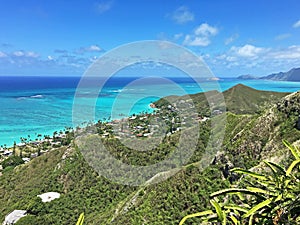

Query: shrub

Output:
[180, 140, 300, 225]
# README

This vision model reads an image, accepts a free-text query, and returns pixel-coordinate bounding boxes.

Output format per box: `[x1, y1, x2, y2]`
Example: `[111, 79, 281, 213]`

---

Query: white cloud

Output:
[268, 45, 300, 59]
[87, 45, 102, 52]
[183, 23, 218, 47]
[0, 51, 7, 58]
[95, 1, 113, 14]
[12, 51, 39, 58]
[0, 49, 98, 75]
[173, 33, 183, 40]
[183, 35, 211, 46]
[27, 51, 39, 58]
[225, 34, 239, 45]
[221, 44, 300, 62]
[75, 45, 103, 54]
[275, 33, 291, 41]
[293, 19, 300, 28]
[217, 54, 237, 62]
[13, 51, 25, 57]
[230, 44, 265, 58]
[170, 6, 194, 24]
[209, 44, 300, 76]
[194, 23, 218, 36]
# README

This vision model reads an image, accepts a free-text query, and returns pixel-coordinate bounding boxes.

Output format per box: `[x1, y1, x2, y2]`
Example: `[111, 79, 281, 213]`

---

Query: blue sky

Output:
[1, 0, 300, 77]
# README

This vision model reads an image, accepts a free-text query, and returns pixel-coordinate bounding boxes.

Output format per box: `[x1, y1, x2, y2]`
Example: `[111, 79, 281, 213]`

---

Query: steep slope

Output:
[0, 146, 137, 224]
[112, 92, 300, 224]
[222, 91, 300, 168]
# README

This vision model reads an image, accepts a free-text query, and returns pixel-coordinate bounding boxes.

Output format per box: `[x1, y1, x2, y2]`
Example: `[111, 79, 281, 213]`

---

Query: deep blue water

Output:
[0, 76, 299, 147]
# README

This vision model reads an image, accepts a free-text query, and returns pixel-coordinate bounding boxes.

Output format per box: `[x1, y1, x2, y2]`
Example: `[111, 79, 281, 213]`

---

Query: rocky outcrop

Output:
[276, 92, 300, 115]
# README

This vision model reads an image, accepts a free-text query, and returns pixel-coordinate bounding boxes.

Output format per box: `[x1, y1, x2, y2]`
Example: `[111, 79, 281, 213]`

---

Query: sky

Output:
[0, 0, 300, 77]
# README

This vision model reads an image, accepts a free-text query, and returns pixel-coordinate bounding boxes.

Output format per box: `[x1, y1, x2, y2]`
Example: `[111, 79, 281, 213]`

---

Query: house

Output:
[51, 141, 61, 146]
[57, 134, 66, 138]
[3, 210, 27, 225]
[16, 143, 26, 147]
[200, 117, 209, 122]
[30, 153, 38, 158]
[212, 109, 223, 115]
[3, 150, 12, 157]
[22, 158, 30, 163]
[143, 133, 152, 137]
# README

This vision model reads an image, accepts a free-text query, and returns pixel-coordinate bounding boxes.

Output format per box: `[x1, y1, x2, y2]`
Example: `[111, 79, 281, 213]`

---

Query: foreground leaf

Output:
[243, 198, 273, 218]
[76, 213, 84, 225]
[179, 210, 213, 225]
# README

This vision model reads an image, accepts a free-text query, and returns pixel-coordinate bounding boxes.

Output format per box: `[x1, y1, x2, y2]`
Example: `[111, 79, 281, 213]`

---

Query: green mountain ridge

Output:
[0, 85, 299, 224]
[156, 83, 289, 115]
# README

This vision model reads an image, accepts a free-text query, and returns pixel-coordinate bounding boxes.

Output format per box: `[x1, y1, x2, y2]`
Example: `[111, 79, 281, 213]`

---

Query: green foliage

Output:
[15, 215, 36, 225]
[156, 84, 289, 115]
[26, 196, 48, 215]
[180, 141, 300, 225]
[0, 147, 136, 224]
[1, 155, 24, 169]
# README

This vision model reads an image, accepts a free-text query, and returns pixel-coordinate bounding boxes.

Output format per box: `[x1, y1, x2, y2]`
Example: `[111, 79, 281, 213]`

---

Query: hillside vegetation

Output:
[155, 84, 289, 115]
[0, 85, 299, 224]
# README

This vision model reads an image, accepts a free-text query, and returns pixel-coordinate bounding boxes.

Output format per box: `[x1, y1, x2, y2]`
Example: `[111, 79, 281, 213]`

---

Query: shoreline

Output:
[1, 79, 299, 148]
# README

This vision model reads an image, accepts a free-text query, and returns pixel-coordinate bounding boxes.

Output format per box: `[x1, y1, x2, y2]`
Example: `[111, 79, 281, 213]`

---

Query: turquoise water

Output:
[0, 76, 299, 147]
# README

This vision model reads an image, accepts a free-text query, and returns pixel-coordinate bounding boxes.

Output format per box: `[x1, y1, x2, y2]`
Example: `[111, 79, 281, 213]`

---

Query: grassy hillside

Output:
[223, 84, 289, 114]
[155, 84, 289, 115]
[0, 85, 299, 224]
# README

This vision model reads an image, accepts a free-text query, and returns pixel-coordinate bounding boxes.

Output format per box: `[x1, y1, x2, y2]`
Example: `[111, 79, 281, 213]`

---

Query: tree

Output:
[13, 141, 16, 156]
[1, 155, 24, 169]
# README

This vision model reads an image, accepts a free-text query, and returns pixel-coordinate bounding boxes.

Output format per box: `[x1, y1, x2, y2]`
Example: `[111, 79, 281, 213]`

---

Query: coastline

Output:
[1, 77, 300, 147]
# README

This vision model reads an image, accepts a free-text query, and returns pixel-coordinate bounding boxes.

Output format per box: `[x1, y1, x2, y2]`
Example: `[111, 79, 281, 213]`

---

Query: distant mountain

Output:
[237, 74, 258, 80]
[261, 67, 300, 81]
[238, 67, 300, 81]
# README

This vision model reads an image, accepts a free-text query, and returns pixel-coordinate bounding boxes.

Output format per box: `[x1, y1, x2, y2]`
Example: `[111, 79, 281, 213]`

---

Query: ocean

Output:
[0, 76, 299, 147]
